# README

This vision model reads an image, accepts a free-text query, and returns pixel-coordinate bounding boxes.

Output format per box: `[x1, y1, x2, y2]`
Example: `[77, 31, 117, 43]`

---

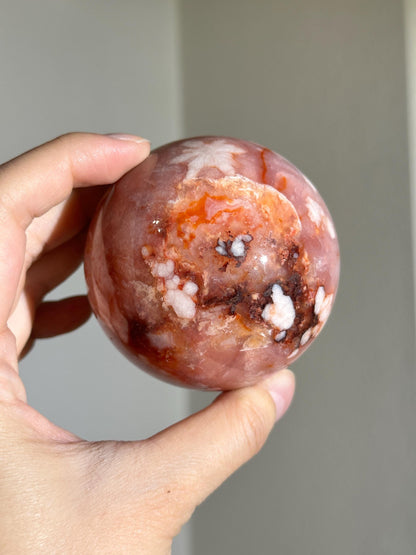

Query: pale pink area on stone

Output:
[85, 136, 340, 390]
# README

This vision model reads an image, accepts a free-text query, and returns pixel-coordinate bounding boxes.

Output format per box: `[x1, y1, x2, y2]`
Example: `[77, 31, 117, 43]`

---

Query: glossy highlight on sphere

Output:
[84, 137, 340, 390]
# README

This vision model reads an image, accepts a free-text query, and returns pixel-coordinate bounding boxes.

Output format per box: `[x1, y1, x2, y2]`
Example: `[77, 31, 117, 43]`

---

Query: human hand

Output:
[0, 133, 295, 554]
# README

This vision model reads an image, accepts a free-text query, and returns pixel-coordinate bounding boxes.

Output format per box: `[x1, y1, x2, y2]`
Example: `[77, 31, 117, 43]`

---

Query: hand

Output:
[0, 133, 295, 554]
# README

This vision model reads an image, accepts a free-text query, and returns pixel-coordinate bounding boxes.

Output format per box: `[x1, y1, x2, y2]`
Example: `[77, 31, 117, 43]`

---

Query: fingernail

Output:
[106, 133, 150, 146]
[262, 369, 296, 422]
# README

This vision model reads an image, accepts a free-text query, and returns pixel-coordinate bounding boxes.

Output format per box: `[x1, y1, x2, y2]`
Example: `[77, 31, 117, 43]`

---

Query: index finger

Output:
[0, 132, 150, 327]
[0, 133, 150, 228]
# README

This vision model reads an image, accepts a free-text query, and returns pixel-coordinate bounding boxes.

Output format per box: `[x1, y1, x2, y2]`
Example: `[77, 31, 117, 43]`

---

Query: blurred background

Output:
[1, 1, 415, 553]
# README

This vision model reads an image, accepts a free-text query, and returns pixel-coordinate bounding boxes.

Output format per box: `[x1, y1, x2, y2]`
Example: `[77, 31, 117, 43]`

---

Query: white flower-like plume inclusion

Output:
[171, 139, 246, 179]
[262, 284, 296, 331]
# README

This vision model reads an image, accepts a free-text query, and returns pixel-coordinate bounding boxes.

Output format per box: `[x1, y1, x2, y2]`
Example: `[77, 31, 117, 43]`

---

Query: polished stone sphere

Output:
[84, 137, 340, 390]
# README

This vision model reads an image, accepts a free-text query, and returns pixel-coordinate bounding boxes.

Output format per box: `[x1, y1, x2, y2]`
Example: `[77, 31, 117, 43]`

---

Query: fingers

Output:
[7, 231, 88, 352]
[31, 296, 92, 339]
[16, 295, 92, 359]
[14, 295, 91, 359]
[144, 369, 295, 519]
[24, 185, 108, 269]
[26, 228, 87, 303]
[0, 133, 150, 228]
[0, 132, 150, 328]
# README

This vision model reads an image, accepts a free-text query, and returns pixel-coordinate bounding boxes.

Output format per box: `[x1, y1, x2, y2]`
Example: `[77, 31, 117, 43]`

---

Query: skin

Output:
[0, 133, 296, 554]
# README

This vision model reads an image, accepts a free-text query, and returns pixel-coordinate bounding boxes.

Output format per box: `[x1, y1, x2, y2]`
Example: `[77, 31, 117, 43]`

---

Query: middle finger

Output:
[24, 185, 108, 270]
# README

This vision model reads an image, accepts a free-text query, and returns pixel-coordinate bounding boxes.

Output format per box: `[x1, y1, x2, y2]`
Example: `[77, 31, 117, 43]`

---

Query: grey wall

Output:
[1, 2, 189, 553]
[180, 1, 416, 554]
[405, 0, 416, 329]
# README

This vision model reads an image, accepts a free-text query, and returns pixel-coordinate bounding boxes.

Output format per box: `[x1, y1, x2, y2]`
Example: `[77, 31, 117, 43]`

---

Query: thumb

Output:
[149, 369, 295, 514]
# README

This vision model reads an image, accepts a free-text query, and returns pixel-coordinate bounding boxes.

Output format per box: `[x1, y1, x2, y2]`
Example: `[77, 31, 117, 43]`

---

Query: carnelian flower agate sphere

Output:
[85, 137, 340, 390]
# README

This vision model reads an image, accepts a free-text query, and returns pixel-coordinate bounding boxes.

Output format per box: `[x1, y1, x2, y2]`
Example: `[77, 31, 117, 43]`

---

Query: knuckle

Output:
[233, 390, 274, 455]
[53, 131, 82, 144]
[0, 363, 25, 404]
